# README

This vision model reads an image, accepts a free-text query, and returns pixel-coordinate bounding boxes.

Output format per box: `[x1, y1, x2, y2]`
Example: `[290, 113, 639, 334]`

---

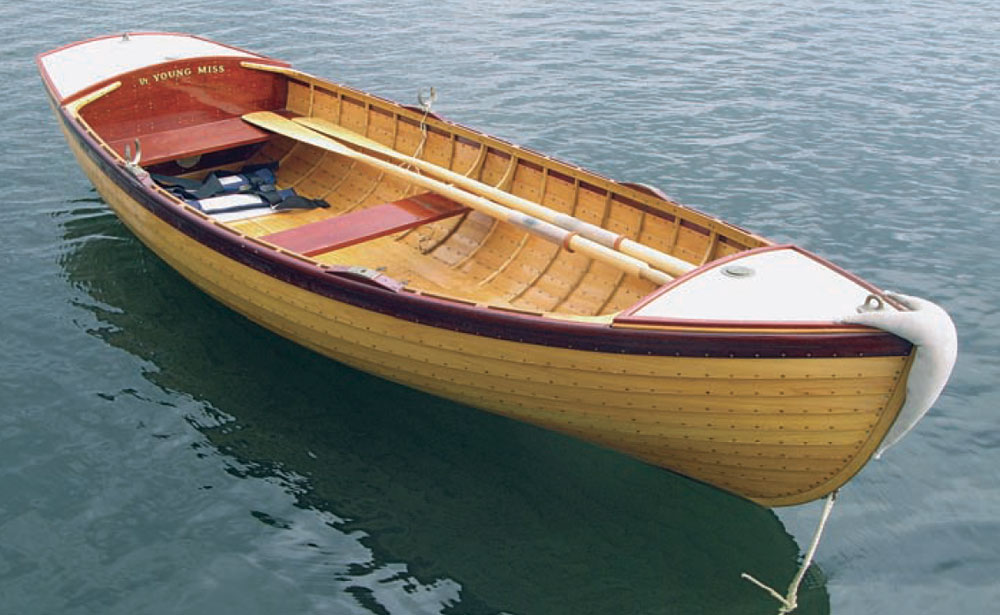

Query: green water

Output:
[2, 1, 997, 613]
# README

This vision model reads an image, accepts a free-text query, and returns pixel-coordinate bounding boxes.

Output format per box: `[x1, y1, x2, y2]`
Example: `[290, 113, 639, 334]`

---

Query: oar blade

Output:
[242, 111, 354, 157]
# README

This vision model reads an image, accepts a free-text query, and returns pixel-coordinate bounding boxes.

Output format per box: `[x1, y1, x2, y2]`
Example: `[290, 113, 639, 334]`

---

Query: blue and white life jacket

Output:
[153, 164, 328, 215]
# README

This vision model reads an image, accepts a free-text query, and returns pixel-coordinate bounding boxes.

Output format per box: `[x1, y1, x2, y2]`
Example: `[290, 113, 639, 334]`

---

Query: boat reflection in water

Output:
[59, 204, 830, 615]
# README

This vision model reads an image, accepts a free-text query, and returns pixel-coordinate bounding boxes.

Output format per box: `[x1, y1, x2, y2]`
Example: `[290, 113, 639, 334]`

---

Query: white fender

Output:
[842, 292, 958, 457]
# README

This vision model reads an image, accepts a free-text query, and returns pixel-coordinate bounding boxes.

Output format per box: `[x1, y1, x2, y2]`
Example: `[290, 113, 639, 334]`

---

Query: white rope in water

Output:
[742, 490, 838, 614]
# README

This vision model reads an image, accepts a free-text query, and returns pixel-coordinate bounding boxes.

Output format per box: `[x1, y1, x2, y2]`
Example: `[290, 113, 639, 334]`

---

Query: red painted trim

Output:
[548, 168, 576, 185]
[261, 193, 467, 256]
[579, 180, 608, 197]
[487, 146, 513, 161]
[517, 158, 545, 173]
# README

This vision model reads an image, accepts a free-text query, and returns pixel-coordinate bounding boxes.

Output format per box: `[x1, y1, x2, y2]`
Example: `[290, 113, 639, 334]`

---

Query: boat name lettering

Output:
[136, 64, 225, 86]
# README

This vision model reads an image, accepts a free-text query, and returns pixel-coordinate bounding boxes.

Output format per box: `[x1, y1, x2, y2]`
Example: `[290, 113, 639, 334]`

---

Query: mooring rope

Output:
[405, 86, 436, 169]
[742, 490, 839, 614]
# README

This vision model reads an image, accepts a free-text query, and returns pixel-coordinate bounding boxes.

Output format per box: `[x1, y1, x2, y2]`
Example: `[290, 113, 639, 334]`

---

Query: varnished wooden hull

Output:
[40, 33, 918, 506]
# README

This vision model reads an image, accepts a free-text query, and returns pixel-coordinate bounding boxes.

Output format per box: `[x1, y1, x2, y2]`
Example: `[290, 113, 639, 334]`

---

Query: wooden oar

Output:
[293, 116, 695, 278]
[243, 111, 674, 286]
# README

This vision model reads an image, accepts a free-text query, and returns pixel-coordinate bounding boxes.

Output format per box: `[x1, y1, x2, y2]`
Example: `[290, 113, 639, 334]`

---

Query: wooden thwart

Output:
[108, 116, 270, 167]
[260, 193, 467, 256]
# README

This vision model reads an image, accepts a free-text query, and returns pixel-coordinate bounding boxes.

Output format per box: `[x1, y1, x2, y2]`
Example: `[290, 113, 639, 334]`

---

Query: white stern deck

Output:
[628, 246, 893, 323]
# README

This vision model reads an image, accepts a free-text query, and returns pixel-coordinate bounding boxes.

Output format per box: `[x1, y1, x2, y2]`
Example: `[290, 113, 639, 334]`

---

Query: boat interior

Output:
[77, 64, 770, 319]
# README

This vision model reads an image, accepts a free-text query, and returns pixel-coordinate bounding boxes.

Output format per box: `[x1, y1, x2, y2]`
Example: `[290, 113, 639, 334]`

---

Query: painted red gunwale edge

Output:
[35, 31, 289, 105]
[614, 244, 898, 329]
[42, 46, 911, 360]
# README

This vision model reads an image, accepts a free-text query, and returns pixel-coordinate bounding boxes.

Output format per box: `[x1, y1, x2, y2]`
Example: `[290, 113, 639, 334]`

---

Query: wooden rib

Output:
[594, 277, 631, 315]
[604, 190, 651, 312]
[445, 132, 457, 171]
[351, 172, 388, 210]
[665, 211, 682, 255]
[361, 100, 371, 135]
[273, 142, 320, 187]
[598, 202, 653, 312]
[329, 125, 390, 213]
[415, 142, 491, 254]
[389, 111, 402, 152]
[276, 141, 302, 168]
[493, 151, 518, 192]
[315, 159, 358, 202]
[447, 152, 516, 270]
[700, 229, 720, 265]
[550, 186, 609, 313]
[477, 164, 552, 291]
[285, 150, 328, 190]
[395, 118, 455, 243]
[476, 227, 531, 287]
[312, 93, 364, 203]
[590, 192, 630, 315]
[464, 142, 490, 179]
[507, 170, 572, 304]
[506, 244, 570, 306]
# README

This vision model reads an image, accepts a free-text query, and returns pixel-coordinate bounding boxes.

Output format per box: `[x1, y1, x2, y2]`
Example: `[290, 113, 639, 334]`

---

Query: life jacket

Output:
[153, 163, 329, 214]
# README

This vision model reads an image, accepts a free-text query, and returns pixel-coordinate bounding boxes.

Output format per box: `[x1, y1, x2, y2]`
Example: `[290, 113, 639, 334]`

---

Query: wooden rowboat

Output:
[37, 33, 956, 507]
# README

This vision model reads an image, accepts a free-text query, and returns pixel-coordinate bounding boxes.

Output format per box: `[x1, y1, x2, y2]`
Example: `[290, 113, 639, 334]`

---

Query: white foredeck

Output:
[39, 33, 263, 101]
[631, 247, 893, 323]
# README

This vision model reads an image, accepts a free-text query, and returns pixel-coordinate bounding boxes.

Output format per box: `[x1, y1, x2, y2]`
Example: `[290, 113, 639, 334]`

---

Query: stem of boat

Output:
[294, 115, 696, 279]
[243, 111, 675, 286]
[741, 490, 839, 614]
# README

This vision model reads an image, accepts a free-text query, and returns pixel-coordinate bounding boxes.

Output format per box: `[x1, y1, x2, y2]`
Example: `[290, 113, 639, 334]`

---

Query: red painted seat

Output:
[260, 192, 468, 257]
[107, 116, 271, 167]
